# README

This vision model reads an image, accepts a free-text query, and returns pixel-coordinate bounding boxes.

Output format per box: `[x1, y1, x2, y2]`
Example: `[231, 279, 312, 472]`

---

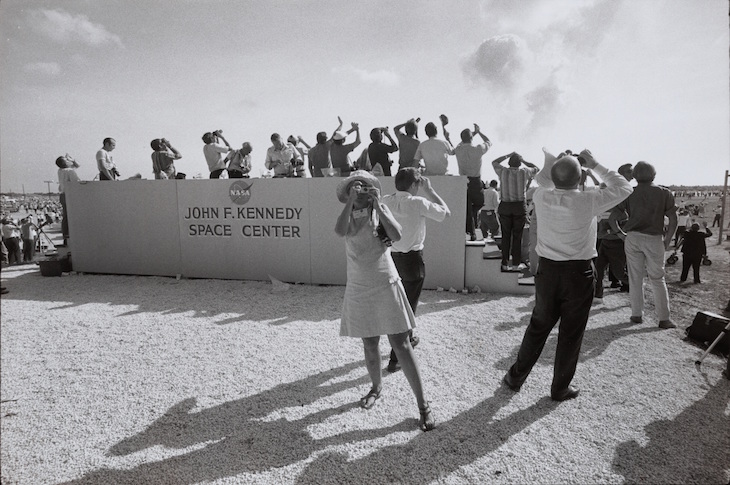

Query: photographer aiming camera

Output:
[151, 138, 182, 180]
[203, 130, 232, 179]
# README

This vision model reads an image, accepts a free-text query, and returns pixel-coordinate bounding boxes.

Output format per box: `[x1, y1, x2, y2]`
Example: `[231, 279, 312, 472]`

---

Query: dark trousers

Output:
[498, 201, 527, 265]
[3, 237, 21, 265]
[594, 239, 628, 297]
[680, 254, 702, 283]
[507, 258, 595, 393]
[389, 250, 425, 363]
[712, 214, 721, 227]
[227, 170, 244, 179]
[60, 192, 69, 242]
[22, 238, 35, 262]
[480, 210, 500, 238]
[465, 177, 483, 237]
[209, 169, 225, 179]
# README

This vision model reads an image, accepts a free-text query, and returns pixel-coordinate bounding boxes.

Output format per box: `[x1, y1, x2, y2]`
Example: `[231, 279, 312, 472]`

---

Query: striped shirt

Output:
[492, 163, 538, 202]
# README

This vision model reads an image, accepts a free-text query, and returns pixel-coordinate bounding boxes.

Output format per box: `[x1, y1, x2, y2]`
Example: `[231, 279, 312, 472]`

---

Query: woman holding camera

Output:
[334, 170, 435, 431]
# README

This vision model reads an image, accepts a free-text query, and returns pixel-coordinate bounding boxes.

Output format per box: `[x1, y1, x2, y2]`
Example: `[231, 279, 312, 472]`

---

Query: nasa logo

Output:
[229, 181, 252, 205]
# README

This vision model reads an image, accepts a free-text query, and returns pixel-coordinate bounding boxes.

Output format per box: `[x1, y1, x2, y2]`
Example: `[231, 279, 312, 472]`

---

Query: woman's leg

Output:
[387, 332, 425, 407]
[361, 336, 382, 394]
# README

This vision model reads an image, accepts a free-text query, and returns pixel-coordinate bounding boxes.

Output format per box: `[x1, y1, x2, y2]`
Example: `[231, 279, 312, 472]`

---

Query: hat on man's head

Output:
[333, 131, 347, 141]
[336, 170, 381, 203]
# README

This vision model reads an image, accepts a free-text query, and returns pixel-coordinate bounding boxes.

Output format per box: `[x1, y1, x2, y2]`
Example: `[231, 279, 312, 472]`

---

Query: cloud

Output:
[28, 8, 123, 47]
[462, 34, 529, 92]
[525, 76, 563, 129]
[332, 66, 400, 87]
[24, 62, 61, 76]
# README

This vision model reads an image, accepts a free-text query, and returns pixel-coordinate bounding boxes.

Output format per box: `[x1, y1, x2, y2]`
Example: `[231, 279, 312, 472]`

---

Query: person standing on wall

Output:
[382, 168, 450, 373]
[393, 118, 420, 171]
[203, 130, 232, 179]
[226, 142, 253, 178]
[151, 138, 182, 180]
[96, 138, 119, 181]
[454, 123, 492, 241]
[367, 127, 398, 176]
[265, 133, 302, 178]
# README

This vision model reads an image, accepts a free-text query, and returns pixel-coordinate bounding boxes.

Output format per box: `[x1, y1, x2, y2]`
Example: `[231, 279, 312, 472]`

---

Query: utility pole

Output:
[43, 180, 54, 194]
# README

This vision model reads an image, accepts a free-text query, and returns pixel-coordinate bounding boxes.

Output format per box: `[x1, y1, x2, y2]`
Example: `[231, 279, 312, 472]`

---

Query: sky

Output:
[1, 0, 728, 193]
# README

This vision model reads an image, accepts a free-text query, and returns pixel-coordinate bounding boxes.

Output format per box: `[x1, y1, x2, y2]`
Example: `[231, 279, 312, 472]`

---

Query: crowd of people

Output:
[2, 116, 726, 432]
[331, 140, 726, 431]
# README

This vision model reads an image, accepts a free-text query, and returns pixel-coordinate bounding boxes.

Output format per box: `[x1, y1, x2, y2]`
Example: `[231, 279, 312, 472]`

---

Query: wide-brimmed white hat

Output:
[336, 170, 381, 203]
[333, 131, 347, 141]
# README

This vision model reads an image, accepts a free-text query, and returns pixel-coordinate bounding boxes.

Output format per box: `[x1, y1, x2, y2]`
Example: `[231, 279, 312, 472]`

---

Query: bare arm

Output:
[335, 196, 355, 237]
[664, 211, 678, 250]
[420, 177, 451, 217]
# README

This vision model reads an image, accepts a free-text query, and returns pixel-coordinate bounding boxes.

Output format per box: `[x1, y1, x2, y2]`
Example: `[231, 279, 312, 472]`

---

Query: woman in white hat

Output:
[335, 170, 435, 431]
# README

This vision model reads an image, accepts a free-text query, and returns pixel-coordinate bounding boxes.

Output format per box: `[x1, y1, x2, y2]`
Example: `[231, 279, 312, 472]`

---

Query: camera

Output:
[291, 158, 304, 167]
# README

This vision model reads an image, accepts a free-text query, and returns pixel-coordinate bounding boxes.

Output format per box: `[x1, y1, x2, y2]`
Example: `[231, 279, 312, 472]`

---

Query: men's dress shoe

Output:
[630, 316, 643, 324]
[658, 320, 677, 329]
[409, 336, 420, 349]
[551, 386, 580, 401]
[502, 373, 521, 392]
[619, 285, 629, 292]
[387, 359, 401, 373]
[610, 281, 622, 288]
[501, 264, 511, 272]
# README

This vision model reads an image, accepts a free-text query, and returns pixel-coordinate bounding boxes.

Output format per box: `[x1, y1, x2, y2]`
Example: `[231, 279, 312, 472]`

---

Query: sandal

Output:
[359, 387, 382, 410]
[419, 401, 436, 431]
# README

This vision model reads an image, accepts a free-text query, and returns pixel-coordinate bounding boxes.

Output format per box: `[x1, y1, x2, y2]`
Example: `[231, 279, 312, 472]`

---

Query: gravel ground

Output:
[1, 241, 728, 484]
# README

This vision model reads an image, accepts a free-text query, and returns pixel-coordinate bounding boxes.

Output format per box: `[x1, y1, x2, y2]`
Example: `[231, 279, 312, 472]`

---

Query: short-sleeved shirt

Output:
[414, 138, 454, 175]
[96, 149, 116, 179]
[57, 168, 80, 193]
[367, 142, 397, 170]
[330, 142, 359, 173]
[614, 183, 676, 235]
[492, 163, 539, 202]
[204, 143, 229, 172]
[455, 142, 490, 178]
[483, 187, 500, 211]
[396, 133, 420, 168]
[265, 143, 300, 176]
[307, 142, 332, 177]
[382, 191, 449, 253]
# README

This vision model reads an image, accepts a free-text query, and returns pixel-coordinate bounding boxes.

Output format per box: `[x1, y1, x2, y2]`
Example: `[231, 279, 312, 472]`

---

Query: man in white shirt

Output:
[413, 122, 454, 176]
[454, 123, 492, 240]
[382, 168, 450, 372]
[503, 149, 632, 401]
[265, 133, 302, 177]
[96, 138, 118, 181]
[480, 180, 501, 239]
[203, 131, 232, 179]
[56, 154, 81, 245]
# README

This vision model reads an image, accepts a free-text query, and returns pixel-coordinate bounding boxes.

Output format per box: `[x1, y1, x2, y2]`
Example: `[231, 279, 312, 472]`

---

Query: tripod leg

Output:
[695, 321, 730, 365]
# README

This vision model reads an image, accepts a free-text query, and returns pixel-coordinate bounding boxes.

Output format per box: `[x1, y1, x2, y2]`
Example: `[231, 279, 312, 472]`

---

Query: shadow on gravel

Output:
[611, 380, 730, 484]
[1, 269, 524, 327]
[295, 391, 557, 484]
[58, 360, 559, 485]
[494, 320, 663, 371]
[58, 359, 413, 484]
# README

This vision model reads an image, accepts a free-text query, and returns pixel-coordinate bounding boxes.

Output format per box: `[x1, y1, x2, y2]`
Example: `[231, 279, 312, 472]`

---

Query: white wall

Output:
[65, 176, 466, 289]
